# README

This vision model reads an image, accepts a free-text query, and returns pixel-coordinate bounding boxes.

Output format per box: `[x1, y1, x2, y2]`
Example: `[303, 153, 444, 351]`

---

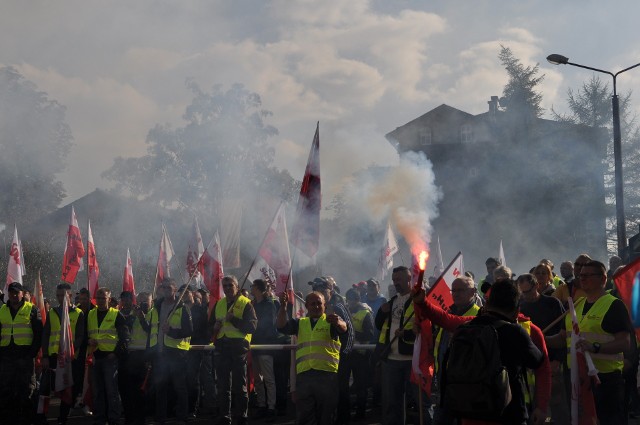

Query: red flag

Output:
[87, 221, 100, 299]
[291, 122, 321, 258]
[5, 224, 26, 294]
[155, 223, 175, 286]
[248, 203, 293, 297]
[186, 217, 205, 288]
[55, 292, 75, 405]
[61, 206, 85, 284]
[410, 322, 434, 396]
[425, 252, 464, 312]
[34, 271, 46, 325]
[200, 231, 224, 311]
[612, 256, 640, 340]
[123, 248, 136, 304]
[568, 298, 599, 425]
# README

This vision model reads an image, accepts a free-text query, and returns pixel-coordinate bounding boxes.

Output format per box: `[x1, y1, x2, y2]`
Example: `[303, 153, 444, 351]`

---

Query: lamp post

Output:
[547, 54, 640, 257]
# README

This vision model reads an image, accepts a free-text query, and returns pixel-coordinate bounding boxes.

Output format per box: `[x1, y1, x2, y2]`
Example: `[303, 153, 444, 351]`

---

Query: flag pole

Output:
[86, 220, 90, 291]
[151, 222, 163, 299]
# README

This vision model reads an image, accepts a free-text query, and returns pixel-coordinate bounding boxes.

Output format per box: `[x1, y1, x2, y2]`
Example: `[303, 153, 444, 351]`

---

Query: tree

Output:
[552, 75, 640, 253]
[499, 45, 545, 121]
[103, 82, 298, 218]
[0, 67, 72, 228]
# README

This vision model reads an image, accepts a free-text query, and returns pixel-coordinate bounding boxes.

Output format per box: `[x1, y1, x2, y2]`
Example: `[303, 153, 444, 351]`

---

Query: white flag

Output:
[55, 292, 75, 404]
[499, 240, 507, 268]
[378, 221, 399, 281]
[155, 223, 175, 286]
[5, 224, 26, 294]
[431, 236, 445, 278]
[247, 203, 293, 295]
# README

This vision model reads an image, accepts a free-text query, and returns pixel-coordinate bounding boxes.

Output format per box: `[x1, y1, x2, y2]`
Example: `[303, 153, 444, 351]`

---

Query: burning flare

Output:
[418, 250, 429, 271]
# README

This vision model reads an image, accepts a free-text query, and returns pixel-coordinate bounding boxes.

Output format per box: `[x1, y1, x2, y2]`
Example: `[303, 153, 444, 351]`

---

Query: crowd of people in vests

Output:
[0, 252, 637, 425]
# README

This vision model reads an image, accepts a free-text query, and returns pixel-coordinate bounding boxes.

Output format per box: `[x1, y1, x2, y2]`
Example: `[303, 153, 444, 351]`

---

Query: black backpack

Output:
[441, 320, 512, 420]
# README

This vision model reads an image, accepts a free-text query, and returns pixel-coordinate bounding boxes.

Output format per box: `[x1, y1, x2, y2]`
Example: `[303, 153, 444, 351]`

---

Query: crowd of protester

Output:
[0, 253, 638, 425]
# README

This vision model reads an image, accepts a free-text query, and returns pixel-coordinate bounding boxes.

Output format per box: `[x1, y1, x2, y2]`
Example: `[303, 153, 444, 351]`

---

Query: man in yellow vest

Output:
[148, 278, 193, 424]
[345, 288, 374, 420]
[40, 283, 85, 425]
[0, 282, 42, 425]
[211, 275, 257, 425]
[118, 290, 150, 425]
[277, 290, 347, 425]
[547, 259, 631, 425]
[431, 276, 480, 424]
[88, 287, 129, 425]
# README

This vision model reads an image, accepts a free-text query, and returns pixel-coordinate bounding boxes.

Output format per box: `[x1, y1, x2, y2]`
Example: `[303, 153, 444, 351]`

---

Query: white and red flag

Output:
[34, 271, 46, 325]
[122, 248, 136, 304]
[155, 223, 175, 286]
[61, 206, 85, 284]
[186, 217, 205, 289]
[5, 224, 26, 294]
[248, 203, 293, 297]
[291, 122, 321, 258]
[378, 221, 399, 282]
[87, 221, 100, 299]
[424, 251, 464, 311]
[431, 236, 445, 278]
[55, 292, 75, 405]
[199, 230, 224, 310]
[568, 297, 599, 425]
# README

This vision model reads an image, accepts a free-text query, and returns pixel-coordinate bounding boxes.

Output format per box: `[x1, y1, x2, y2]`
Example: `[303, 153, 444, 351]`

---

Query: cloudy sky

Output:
[2, 0, 639, 206]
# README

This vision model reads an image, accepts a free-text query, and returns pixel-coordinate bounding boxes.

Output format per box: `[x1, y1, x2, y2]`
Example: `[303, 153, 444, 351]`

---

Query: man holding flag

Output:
[547, 260, 631, 425]
[40, 283, 85, 425]
[0, 282, 43, 424]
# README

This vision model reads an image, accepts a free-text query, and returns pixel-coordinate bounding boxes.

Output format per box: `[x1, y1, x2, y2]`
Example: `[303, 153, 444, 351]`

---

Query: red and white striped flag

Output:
[155, 223, 175, 286]
[378, 221, 399, 281]
[248, 203, 293, 297]
[186, 217, 205, 289]
[34, 270, 46, 325]
[55, 292, 75, 405]
[199, 230, 224, 311]
[87, 221, 100, 299]
[568, 297, 599, 425]
[123, 248, 136, 304]
[291, 122, 321, 258]
[5, 224, 26, 294]
[61, 206, 85, 284]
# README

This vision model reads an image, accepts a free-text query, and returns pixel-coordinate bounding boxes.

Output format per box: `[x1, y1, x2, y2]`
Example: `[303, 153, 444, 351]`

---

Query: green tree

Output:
[499, 45, 545, 121]
[0, 67, 72, 227]
[552, 75, 640, 252]
[103, 82, 298, 217]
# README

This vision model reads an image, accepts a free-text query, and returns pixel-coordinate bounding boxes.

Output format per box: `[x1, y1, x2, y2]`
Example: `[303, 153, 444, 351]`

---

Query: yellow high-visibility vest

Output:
[296, 314, 341, 374]
[215, 296, 252, 343]
[565, 294, 624, 373]
[88, 308, 119, 352]
[48, 307, 81, 354]
[0, 302, 34, 346]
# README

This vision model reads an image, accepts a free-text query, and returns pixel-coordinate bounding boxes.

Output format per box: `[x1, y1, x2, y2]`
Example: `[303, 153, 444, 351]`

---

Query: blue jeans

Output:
[382, 359, 433, 425]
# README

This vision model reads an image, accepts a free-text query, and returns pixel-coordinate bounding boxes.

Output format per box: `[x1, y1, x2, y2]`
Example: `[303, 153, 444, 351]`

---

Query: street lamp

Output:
[547, 53, 640, 257]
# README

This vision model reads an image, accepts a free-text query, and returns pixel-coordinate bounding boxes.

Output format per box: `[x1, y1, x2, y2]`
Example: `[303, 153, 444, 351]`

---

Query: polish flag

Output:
[34, 271, 46, 325]
[61, 206, 85, 284]
[123, 248, 136, 304]
[5, 224, 26, 294]
[87, 221, 100, 299]
[186, 217, 205, 289]
[55, 292, 75, 405]
[199, 231, 224, 311]
[248, 203, 293, 297]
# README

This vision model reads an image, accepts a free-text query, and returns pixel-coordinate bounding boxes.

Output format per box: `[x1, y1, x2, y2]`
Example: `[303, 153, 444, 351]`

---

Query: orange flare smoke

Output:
[418, 250, 429, 271]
